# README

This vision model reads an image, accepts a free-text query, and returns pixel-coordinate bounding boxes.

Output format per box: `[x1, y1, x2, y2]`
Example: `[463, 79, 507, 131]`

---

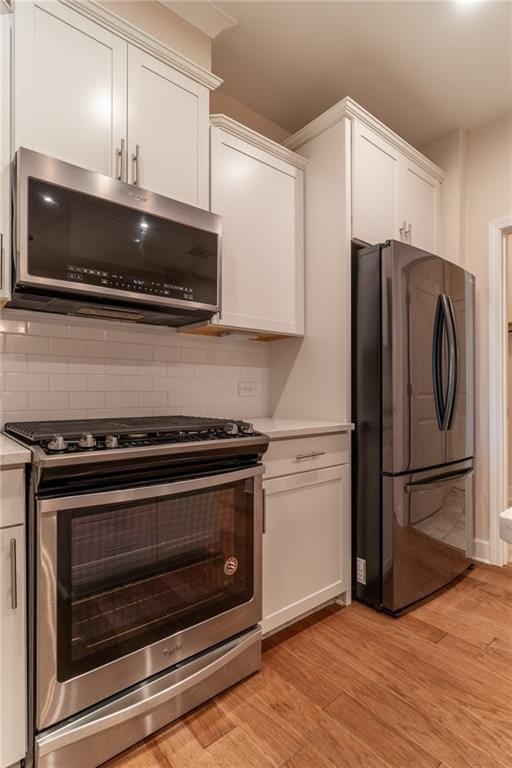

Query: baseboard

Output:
[473, 538, 491, 563]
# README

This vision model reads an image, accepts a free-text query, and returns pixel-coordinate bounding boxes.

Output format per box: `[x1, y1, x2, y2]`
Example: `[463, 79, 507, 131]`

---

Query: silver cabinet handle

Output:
[295, 450, 326, 460]
[407, 222, 412, 243]
[9, 538, 17, 610]
[132, 144, 141, 186]
[262, 488, 267, 534]
[399, 220, 407, 241]
[116, 139, 126, 182]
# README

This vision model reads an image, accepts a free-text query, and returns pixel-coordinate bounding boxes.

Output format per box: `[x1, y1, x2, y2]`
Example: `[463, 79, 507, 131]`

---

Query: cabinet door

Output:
[211, 127, 304, 335]
[127, 46, 209, 207]
[262, 465, 347, 635]
[14, 1, 127, 176]
[0, 525, 26, 768]
[352, 120, 401, 245]
[0, 12, 11, 303]
[399, 158, 440, 254]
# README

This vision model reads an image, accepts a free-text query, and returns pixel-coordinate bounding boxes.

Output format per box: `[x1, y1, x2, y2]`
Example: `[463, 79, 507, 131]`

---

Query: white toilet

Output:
[499, 508, 512, 543]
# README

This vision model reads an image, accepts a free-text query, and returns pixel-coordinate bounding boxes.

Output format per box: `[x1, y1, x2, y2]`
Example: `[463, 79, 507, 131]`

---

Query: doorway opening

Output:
[489, 217, 512, 566]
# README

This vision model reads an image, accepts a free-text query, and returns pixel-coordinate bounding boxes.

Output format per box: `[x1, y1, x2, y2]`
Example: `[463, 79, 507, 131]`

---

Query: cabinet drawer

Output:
[0, 468, 25, 528]
[263, 433, 349, 479]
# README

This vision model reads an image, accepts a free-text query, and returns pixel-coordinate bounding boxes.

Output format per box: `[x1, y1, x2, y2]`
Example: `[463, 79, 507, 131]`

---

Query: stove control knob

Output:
[224, 422, 239, 436]
[78, 432, 96, 449]
[240, 422, 255, 435]
[105, 434, 119, 449]
[47, 435, 68, 452]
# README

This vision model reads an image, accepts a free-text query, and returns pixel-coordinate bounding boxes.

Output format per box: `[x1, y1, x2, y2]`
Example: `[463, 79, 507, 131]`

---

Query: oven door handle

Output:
[37, 466, 264, 513]
[36, 628, 260, 760]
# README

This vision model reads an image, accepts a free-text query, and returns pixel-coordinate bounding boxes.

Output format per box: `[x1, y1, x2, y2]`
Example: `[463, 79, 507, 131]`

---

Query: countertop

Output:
[252, 418, 354, 440]
[0, 433, 31, 468]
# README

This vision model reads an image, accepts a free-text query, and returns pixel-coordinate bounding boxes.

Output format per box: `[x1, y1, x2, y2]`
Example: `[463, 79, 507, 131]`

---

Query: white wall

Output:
[0, 310, 268, 427]
[210, 92, 291, 143]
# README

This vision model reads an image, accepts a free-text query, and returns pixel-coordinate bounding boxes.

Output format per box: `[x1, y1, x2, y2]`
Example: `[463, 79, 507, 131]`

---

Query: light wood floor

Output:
[104, 563, 512, 768]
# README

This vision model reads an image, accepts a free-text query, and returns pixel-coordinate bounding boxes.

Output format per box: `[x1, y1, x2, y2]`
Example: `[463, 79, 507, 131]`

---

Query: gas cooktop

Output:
[5, 415, 262, 458]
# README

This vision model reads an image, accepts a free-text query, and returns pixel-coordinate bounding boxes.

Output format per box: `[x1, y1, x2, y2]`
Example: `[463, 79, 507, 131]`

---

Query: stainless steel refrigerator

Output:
[352, 239, 475, 614]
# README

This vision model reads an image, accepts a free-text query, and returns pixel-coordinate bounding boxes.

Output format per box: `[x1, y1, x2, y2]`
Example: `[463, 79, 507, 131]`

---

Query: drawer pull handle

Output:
[10, 538, 17, 610]
[295, 451, 326, 460]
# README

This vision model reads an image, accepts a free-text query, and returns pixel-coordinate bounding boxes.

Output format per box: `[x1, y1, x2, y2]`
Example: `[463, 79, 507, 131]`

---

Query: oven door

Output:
[36, 467, 262, 730]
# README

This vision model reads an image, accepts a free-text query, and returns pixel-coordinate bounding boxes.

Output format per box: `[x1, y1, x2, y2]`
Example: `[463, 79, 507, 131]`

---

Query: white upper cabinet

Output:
[14, 1, 127, 177]
[0, 11, 11, 304]
[210, 117, 305, 336]
[399, 157, 439, 254]
[14, 1, 217, 206]
[352, 117, 443, 253]
[127, 47, 209, 207]
[352, 120, 401, 246]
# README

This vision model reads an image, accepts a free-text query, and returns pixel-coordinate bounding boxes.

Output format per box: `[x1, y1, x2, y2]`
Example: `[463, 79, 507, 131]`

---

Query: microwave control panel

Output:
[67, 265, 195, 301]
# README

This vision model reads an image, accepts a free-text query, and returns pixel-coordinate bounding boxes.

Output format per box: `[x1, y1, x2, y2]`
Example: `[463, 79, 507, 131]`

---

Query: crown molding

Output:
[284, 97, 445, 181]
[60, 0, 223, 90]
[159, 1, 237, 39]
[210, 114, 308, 170]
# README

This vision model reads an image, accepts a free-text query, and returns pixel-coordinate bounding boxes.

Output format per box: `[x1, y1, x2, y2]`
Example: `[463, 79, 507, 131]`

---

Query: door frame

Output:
[488, 215, 512, 566]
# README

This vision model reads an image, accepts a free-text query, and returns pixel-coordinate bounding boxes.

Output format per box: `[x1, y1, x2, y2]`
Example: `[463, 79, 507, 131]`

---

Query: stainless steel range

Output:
[5, 416, 269, 768]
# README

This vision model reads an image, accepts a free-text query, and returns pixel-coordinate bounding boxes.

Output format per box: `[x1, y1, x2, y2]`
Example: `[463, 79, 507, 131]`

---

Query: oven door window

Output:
[57, 479, 254, 681]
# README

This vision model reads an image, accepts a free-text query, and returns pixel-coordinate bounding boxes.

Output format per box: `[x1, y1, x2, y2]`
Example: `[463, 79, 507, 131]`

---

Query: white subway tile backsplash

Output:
[87, 375, 122, 392]
[6, 334, 49, 355]
[153, 346, 181, 363]
[138, 392, 168, 408]
[122, 375, 153, 392]
[87, 341, 124, 359]
[69, 392, 106, 410]
[0, 354, 27, 372]
[182, 348, 207, 364]
[106, 392, 138, 408]
[0, 310, 268, 426]
[28, 355, 69, 374]
[5, 372, 49, 391]
[0, 392, 28, 411]
[67, 357, 105, 375]
[122, 343, 153, 361]
[28, 392, 70, 410]
[49, 338, 88, 357]
[49, 374, 83, 392]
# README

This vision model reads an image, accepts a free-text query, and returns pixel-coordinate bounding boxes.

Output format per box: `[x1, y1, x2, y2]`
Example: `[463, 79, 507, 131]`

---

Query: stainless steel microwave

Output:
[8, 148, 222, 327]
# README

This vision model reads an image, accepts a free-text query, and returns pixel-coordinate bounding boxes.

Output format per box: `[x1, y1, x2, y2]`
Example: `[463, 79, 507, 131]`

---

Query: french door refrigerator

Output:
[352, 239, 475, 614]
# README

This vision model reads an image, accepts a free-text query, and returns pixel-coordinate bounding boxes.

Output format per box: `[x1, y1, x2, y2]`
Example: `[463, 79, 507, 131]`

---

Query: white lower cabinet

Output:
[262, 464, 348, 636]
[0, 469, 26, 768]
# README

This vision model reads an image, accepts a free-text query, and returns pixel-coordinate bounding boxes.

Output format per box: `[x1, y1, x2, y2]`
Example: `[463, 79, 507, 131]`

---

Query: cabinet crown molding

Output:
[210, 114, 308, 170]
[284, 96, 446, 182]
[59, 0, 223, 90]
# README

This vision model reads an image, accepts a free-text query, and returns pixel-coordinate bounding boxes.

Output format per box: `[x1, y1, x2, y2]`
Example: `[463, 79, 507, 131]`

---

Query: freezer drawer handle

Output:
[405, 467, 473, 493]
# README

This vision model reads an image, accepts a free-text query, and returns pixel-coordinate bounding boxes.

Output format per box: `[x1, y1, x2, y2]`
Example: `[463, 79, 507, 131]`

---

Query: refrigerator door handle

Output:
[432, 295, 446, 430]
[405, 466, 474, 493]
[444, 295, 458, 431]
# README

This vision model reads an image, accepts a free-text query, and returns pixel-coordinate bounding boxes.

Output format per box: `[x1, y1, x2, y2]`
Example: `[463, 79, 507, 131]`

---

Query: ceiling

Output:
[212, 1, 512, 147]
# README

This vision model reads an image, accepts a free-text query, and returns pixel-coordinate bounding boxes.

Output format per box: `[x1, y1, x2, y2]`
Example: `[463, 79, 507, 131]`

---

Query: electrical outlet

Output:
[238, 381, 257, 397]
[356, 557, 367, 585]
